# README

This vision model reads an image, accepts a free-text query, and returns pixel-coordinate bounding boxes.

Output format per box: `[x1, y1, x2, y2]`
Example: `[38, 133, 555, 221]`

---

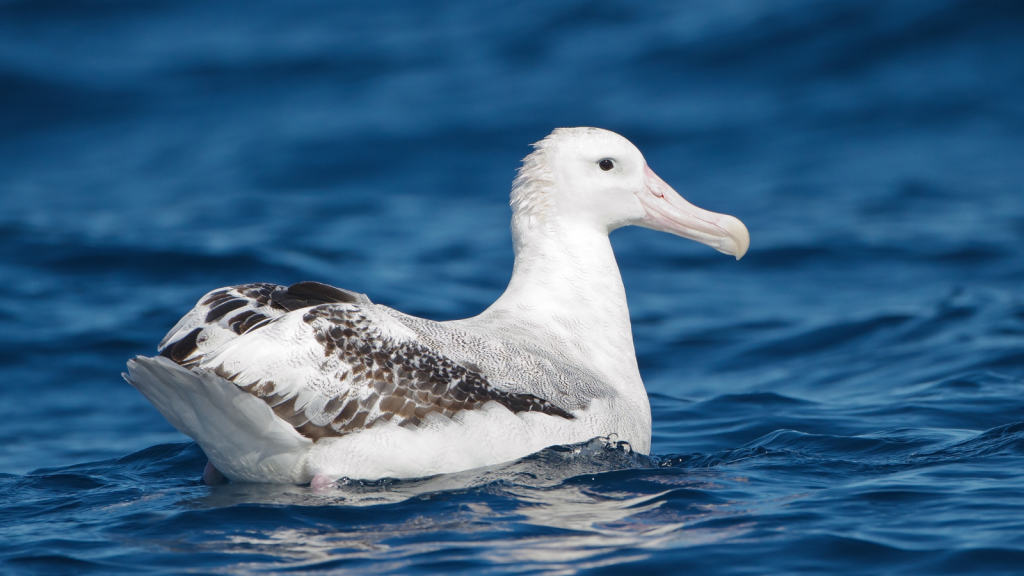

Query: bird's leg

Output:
[202, 460, 226, 485]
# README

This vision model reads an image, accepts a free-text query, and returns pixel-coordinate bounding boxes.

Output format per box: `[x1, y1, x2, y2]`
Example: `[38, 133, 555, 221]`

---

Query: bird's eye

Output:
[599, 159, 614, 171]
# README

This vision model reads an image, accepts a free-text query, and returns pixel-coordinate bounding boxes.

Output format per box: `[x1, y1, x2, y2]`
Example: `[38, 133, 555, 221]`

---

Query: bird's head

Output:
[512, 127, 749, 259]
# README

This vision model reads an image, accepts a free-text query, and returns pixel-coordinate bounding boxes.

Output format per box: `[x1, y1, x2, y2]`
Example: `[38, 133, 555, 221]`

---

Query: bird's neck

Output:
[477, 220, 641, 387]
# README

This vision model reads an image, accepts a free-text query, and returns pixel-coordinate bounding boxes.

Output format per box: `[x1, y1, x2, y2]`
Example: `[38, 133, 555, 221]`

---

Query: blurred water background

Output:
[1, 0, 1024, 574]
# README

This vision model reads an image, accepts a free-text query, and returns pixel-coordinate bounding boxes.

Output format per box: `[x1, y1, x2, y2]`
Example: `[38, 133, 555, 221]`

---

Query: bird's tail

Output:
[124, 356, 312, 483]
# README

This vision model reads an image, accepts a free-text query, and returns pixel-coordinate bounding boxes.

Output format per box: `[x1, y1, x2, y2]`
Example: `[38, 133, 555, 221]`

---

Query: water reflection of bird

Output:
[124, 127, 750, 484]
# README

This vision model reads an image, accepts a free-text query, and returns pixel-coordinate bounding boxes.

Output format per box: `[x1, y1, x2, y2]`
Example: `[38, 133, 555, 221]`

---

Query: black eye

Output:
[599, 159, 614, 171]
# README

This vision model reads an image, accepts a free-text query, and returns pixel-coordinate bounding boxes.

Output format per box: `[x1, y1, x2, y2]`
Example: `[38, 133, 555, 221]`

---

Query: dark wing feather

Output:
[158, 281, 370, 367]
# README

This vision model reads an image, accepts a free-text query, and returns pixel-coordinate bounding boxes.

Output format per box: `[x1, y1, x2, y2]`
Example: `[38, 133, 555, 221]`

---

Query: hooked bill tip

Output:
[720, 215, 750, 260]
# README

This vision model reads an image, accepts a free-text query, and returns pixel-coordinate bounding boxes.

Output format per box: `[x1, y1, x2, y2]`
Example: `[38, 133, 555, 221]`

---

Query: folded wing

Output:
[157, 281, 574, 443]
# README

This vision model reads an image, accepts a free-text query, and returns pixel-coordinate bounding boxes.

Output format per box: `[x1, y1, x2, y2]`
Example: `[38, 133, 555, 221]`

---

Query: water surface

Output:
[1, 1, 1023, 574]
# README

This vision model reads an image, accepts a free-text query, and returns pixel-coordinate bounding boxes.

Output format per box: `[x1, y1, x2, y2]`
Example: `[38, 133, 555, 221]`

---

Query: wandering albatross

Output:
[124, 127, 749, 484]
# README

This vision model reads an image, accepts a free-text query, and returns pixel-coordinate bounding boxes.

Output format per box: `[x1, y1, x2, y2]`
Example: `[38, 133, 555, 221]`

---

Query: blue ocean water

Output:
[2, 0, 1024, 573]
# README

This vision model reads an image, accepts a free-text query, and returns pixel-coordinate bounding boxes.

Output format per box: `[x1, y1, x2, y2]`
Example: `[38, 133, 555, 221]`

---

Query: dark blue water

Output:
[2, 0, 1024, 573]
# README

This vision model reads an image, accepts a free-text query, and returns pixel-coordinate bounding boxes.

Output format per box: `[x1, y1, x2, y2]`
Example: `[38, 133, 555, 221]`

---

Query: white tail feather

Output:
[124, 356, 313, 483]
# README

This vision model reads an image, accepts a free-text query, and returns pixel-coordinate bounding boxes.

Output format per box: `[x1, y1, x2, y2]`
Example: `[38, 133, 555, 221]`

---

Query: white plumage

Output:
[125, 127, 749, 483]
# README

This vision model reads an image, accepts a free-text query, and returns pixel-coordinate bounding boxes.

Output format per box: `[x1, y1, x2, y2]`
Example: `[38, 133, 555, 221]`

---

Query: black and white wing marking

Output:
[159, 282, 574, 441]
[158, 281, 369, 367]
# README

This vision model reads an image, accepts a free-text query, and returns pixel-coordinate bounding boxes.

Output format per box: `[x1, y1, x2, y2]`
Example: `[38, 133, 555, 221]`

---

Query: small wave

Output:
[913, 421, 1024, 462]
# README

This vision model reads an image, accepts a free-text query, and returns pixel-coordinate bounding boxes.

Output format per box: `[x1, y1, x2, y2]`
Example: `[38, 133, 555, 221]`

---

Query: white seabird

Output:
[124, 127, 749, 484]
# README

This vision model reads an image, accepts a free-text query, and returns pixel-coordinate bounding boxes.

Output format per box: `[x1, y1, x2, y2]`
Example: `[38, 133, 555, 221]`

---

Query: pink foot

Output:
[202, 460, 227, 485]
[310, 474, 335, 490]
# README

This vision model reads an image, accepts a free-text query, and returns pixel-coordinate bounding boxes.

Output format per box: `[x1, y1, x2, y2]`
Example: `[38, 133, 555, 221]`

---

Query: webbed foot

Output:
[310, 474, 336, 490]
[202, 460, 226, 485]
